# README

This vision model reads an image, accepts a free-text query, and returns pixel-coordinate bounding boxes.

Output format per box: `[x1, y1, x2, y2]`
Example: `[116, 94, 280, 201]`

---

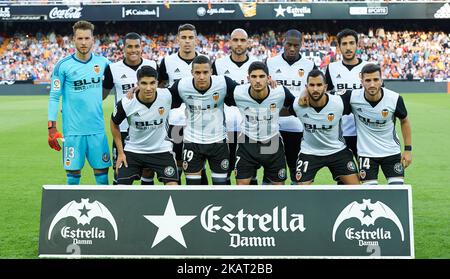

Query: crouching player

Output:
[110, 66, 178, 185]
[290, 70, 360, 185]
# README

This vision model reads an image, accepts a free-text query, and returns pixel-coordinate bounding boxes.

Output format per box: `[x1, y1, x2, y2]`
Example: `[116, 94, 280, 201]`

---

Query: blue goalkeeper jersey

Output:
[48, 53, 110, 136]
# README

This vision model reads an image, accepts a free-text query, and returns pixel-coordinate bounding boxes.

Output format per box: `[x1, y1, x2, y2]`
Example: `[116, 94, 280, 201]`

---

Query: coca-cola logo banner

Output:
[49, 7, 83, 19]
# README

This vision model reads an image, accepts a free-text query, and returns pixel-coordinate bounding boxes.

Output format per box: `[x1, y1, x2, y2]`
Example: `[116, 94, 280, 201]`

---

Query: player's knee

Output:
[388, 177, 404, 185]
[66, 173, 81, 185]
[362, 180, 378, 185]
[140, 177, 154, 185]
[94, 172, 109, 185]
[211, 172, 228, 185]
[185, 174, 202, 185]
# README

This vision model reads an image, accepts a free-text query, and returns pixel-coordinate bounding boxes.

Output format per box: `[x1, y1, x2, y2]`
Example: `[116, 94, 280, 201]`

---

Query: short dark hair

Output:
[72, 20, 94, 35]
[248, 61, 269, 76]
[336, 29, 358, 45]
[360, 63, 381, 77]
[137, 66, 158, 81]
[178, 23, 196, 35]
[285, 29, 302, 41]
[307, 69, 326, 83]
[124, 32, 141, 42]
[192, 55, 211, 67]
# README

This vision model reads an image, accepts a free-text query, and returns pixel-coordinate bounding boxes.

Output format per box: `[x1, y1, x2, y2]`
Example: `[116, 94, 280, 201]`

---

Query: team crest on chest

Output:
[327, 113, 335, 122]
[93, 64, 101, 74]
[212, 92, 219, 102]
[158, 107, 165, 116]
[270, 103, 277, 112]
[381, 109, 389, 118]
[298, 69, 305, 77]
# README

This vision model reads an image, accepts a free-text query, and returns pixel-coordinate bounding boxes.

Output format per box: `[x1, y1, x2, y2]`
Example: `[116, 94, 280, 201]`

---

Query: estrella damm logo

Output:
[327, 113, 335, 122]
[381, 109, 389, 118]
[158, 107, 165, 116]
[212, 92, 219, 102]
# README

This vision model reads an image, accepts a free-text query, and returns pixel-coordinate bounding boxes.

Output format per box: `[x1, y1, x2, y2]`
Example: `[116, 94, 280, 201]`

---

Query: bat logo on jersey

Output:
[48, 198, 118, 241]
[270, 103, 277, 112]
[159, 107, 165, 116]
[93, 64, 101, 74]
[212, 92, 219, 102]
[332, 199, 405, 243]
[295, 171, 302, 181]
[65, 158, 71, 167]
[327, 113, 335, 122]
[381, 109, 389, 118]
[298, 69, 305, 77]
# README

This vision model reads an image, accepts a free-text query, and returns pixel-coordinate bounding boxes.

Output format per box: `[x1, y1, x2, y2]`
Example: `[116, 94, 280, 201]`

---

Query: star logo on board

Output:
[144, 196, 196, 248]
[274, 4, 286, 17]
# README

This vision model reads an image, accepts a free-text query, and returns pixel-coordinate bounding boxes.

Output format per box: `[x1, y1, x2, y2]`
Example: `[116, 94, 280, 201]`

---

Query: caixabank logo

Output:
[332, 199, 404, 249]
[48, 198, 118, 246]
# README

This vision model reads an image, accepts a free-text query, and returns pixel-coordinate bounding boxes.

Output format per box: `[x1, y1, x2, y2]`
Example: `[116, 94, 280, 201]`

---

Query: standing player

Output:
[325, 29, 368, 159]
[229, 62, 294, 185]
[111, 66, 178, 185]
[346, 63, 412, 185]
[47, 21, 110, 185]
[266, 29, 316, 183]
[158, 23, 208, 184]
[169, 56, 238, 185]
[290, 70, 360, 185]
[103, 32, 157, 185]
[212, 28, 259, 185]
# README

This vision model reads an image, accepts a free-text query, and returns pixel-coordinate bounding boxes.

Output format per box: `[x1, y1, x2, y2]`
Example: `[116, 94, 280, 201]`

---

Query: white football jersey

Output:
[267, 53, 315, 132]
[350, 88, 407, 158]
[292, 94, 348, 156]
[213, 55, 259, 132]
[112, 88, 172, 154]
[160, 53, 201, 126]
[170, 75, 236, 144]
[233, 84, 294, 142]
[326, 59, 368, 137]
[109, 59, 157, 132]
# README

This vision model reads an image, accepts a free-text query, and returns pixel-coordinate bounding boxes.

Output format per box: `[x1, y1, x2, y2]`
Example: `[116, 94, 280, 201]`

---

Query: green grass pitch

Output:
[0, 94, 449, 258]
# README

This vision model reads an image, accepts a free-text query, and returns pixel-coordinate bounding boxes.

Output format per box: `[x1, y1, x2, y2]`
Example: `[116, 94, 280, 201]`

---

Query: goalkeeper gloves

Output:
[48, 121, 63, 151]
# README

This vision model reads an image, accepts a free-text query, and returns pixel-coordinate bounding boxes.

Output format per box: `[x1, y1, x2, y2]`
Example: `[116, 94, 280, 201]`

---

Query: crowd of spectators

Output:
[0, 27, 449, 82]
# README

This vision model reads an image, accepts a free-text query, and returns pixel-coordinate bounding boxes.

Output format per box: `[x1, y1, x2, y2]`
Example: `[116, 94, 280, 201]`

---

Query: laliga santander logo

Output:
[332, 199, 404, 244]
[48, 198, 118, 242]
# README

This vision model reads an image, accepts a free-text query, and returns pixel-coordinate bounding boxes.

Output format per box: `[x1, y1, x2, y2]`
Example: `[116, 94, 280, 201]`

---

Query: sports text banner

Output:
[39, 185, 413, 258]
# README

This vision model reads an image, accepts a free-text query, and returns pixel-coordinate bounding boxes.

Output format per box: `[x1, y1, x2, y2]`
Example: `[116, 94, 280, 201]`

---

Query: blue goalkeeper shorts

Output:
[62, 133, 111, 171]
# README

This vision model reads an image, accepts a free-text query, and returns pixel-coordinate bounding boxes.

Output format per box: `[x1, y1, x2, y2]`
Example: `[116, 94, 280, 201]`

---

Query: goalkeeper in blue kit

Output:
[47, 21, 111, 185]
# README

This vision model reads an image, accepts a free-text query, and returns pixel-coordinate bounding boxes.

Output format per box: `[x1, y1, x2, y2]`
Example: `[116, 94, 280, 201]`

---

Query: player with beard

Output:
[289, 69, 360, 185]
[212, 28, 259, 185]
